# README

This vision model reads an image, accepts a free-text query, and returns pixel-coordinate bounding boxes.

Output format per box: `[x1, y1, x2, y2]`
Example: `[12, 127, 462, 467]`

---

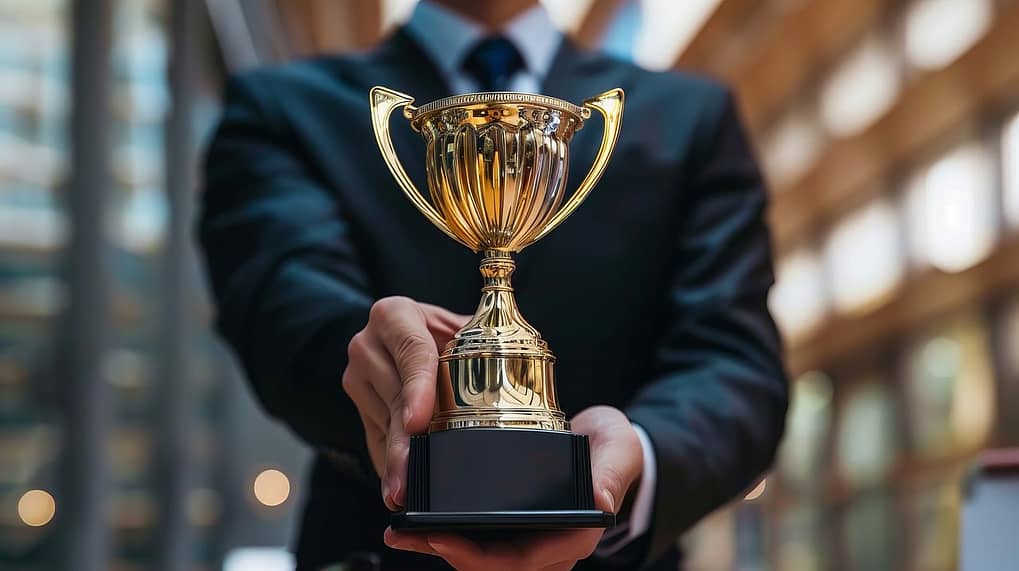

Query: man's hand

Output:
[342, 296, 469, 509]
[385, 406, 644, 570]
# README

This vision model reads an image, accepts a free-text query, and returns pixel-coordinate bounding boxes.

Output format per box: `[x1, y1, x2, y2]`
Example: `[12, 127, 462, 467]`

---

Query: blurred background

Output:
[1, 0, 1017, 569]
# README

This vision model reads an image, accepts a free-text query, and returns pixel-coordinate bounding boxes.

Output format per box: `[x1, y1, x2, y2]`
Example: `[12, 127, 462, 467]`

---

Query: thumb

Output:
[419, 303, 471, 346]
[572, 406, 643, 513]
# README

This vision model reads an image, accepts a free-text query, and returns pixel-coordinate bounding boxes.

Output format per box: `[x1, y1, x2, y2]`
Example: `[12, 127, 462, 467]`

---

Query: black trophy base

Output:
[392, 428, 615, 532]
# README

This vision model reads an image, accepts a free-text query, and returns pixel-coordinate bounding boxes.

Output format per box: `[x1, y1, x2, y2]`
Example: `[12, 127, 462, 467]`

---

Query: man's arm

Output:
[198, 72, 373, 453]
[625, 86, 789, 561]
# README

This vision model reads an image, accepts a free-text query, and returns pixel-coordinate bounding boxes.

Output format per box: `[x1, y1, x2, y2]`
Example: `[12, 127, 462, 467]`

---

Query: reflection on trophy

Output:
[370, 86, 624, 530]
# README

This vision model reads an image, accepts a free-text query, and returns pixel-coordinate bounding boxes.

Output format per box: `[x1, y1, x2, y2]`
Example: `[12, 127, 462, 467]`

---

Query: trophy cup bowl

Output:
[370, 86, 624, 531]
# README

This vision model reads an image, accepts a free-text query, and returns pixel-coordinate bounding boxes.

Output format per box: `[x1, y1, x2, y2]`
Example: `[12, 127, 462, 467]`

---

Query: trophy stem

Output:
[429, 249, 568, 432]
[479, 249, 515, 292]
[447, 250, 546, 349]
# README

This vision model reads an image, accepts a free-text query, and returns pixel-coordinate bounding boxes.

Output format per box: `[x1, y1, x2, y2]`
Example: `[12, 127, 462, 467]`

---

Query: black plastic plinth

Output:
[392, 510, 615, 531]
[392, 428, 614, 531]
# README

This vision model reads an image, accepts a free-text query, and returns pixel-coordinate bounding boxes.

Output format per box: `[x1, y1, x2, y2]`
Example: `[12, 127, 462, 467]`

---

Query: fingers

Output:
[418, 302, 472, 341]
[343, 330, 400, 477]
[571, 406, 644, 513]
[422, 534, 488, 570]
[368, 297, 442, 509]
[342, 334, 393, 429]
[371, 297, 440, 435]
[342, 297, 471, 512]
[539, 563, 578, 571]
[409, 530, 601, 571]
[383, 528, 438, 557]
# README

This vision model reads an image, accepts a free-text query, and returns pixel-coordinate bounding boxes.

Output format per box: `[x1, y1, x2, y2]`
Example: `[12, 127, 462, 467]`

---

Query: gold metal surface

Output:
[369, 86, 624, 432]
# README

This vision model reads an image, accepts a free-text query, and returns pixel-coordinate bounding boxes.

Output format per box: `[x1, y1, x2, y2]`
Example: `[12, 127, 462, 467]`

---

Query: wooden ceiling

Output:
[678, 1, 1019, 375]
[273, 0, 383, 56]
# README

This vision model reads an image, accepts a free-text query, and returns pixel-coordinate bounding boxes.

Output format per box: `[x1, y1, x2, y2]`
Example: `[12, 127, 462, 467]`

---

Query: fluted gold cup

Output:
[370, 86, 624, 531]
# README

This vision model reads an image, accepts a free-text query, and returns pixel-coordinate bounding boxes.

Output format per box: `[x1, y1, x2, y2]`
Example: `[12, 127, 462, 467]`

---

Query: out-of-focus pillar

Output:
[155, 0, 202, 568]
[59, 0, 114, 569]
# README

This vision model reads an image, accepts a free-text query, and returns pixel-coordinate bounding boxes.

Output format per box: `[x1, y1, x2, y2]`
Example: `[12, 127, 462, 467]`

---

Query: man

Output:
[199, 0, 788, 569]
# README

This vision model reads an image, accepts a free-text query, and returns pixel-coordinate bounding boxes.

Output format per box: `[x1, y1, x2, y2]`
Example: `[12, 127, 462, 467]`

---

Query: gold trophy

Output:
[370, 86, 623, 530]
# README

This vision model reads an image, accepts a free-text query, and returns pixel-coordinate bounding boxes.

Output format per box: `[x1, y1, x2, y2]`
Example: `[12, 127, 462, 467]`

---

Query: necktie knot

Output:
[462, 36, 524, 92]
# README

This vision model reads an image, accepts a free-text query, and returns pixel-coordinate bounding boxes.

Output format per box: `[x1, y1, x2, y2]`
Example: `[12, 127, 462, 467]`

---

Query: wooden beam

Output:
[769, 3, 1019, 253]
[732, 0, 890, 130]
[574, 0, 626, 49]
[273, 0, 318, 57]
[675, 0, 895, 131]
[275, 0, 382, 55]
[786, 235, 1019, 376]
[674, 0, 760, 72]
[350, 0, 383, 49]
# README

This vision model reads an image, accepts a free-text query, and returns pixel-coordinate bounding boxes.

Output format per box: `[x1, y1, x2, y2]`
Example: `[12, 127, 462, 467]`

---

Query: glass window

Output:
[770, 250, 828, 341]
[819, 35, 901, 138]
[825, 197, 903, 314]
[634, 0, 722, 70]
[600, 0, 641, 61]
[382, 0, 420, 31]
[223, 548, 296, 571]
[779, 371, 834, 490]
[838, 380, 897, 487]
[111, 0, 168, 255]
[1005, 298, 1019, 379]
[905, 474, 961, 570]
[845, 489, 898, 571]
[777, 504, 829, 571]
[998, 298, 1019, 443]
[1003, 110, 1019, 230]
[902, 0, 992, 71]
[904, 141, 997, 273]
[905, 314, 996, 458]
[683, 510, 736, 570]
[107, 1, 170, 567]
[0, 0, 68, 554]
[763, 109, 825, 188]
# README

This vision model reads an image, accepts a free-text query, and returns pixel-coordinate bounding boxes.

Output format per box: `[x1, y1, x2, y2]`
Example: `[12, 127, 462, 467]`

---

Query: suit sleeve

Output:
[624, 88, 789, 561]
[198, 73, 373, 455]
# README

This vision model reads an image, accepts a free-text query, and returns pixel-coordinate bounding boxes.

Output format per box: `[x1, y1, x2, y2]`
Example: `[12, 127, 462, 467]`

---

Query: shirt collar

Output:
[405, 1, 562, 83]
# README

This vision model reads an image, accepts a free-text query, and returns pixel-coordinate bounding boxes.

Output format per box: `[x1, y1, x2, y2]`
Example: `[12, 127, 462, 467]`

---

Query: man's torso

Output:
[232, 31, 727, 569]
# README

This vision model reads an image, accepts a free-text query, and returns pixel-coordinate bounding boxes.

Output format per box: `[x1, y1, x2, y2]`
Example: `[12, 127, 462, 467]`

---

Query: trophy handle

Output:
[369, 86, 463, 244]
[533, 88, 625, 242]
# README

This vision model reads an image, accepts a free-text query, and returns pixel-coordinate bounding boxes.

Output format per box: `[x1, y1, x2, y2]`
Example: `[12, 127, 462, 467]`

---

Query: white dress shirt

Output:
[404, 1, 657, 557]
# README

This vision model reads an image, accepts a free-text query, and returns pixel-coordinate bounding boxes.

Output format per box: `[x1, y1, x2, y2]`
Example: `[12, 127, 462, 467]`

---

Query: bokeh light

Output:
[744, 479, 767, 501]
[903, 0, 992, 70]
[825, 198, 903, 314]
[770, 250, 828, 341]
[253, 469, 290, 507]
[18, 489, 56, 527]
[819, 35, 900, 137]
[906, 143, 996, 273]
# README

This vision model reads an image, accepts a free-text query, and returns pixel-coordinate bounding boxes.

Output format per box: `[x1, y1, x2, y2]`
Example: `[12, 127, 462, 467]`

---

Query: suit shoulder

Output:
[221, 54, 370, 106]
[581, 48, 730, 113]
[634, 65, 729, 108]
[624, 65, 734, 139]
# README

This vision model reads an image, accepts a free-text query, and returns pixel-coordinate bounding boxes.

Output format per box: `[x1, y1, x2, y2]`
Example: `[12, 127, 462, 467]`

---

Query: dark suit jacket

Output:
[199, 29, 788, 570]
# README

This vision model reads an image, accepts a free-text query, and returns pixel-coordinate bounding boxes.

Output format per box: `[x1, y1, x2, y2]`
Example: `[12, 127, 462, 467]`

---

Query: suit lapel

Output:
[514, 40, 633, 285]
[370, 28, 452, 106]
[541, 40, 631, 108]
[367, 30, 454, 201]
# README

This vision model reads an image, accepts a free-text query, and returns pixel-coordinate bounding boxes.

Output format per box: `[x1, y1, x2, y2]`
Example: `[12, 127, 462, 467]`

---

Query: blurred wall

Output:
[0, 1, 310, 570]
[1, 0, 1017, 570]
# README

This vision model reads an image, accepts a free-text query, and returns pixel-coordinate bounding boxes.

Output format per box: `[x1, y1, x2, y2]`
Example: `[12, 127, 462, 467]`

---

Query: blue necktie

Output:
[462, 36, 525, 92]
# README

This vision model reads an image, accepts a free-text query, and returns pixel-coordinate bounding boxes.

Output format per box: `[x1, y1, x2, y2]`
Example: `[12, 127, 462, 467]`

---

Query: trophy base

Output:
[392, 428, 615, 531]
[391, 510, 615, 531]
